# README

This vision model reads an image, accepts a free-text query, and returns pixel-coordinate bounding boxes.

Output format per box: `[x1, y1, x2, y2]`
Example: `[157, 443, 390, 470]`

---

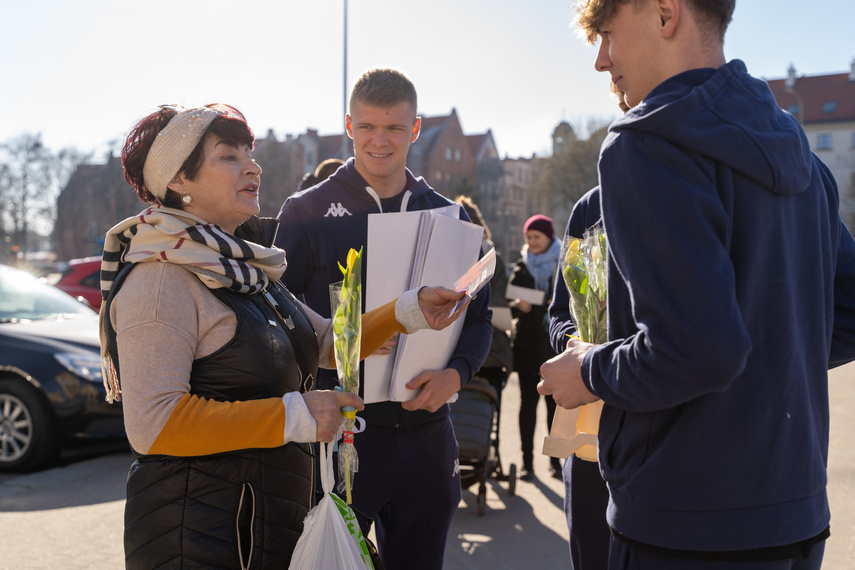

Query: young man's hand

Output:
[537, 339, 600, 409]
[402, 368, 461, 412]
[371, 333, 399, 356]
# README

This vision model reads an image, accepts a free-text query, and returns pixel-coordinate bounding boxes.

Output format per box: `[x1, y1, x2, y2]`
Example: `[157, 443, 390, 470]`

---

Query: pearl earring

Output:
[181, 191, 192, 205]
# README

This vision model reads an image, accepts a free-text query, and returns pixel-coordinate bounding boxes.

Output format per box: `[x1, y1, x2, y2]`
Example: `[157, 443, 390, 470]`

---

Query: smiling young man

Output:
[537, 1, 855, 568]
[274, 68, 492, 570]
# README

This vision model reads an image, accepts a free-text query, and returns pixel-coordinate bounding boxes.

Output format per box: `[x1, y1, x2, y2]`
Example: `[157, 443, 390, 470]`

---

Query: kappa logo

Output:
[452, 458, 460, 478]
[324, 202, 352, 217]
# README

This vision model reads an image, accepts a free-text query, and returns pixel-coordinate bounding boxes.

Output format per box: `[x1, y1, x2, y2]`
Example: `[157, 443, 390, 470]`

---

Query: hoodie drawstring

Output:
[365, 187, 413, 213]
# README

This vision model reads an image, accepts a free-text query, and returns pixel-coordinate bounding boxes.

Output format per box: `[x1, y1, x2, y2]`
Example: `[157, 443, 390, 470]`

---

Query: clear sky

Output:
[2, 0, 853, 161]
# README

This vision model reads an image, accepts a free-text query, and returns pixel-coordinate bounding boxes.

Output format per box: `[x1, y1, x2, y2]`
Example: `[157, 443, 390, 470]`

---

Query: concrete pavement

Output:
[824, 361, 855, 568]
[1, 363, 854, 568]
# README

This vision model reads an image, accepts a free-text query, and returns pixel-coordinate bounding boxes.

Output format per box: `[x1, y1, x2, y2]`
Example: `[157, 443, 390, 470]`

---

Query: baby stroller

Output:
[450, 372, 517, 516]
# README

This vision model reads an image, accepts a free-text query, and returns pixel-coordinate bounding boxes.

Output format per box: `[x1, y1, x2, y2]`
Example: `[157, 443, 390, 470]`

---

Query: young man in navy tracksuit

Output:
[539, 1, 855, 568]
[549, 187, 611, 569]
[275, 68, 491, 570]
[548, 83, 629, 570]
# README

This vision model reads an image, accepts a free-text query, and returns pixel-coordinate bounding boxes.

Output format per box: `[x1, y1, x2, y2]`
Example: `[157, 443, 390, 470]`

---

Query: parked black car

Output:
[0, 264, 124, 471]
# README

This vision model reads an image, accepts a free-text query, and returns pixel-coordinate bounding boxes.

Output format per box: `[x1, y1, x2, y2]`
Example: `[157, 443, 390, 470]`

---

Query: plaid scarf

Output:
[98, 204, 287, 402]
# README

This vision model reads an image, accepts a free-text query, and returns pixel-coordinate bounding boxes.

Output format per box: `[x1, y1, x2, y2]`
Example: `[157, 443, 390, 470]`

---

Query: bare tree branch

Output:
[0, 133, 90, 256]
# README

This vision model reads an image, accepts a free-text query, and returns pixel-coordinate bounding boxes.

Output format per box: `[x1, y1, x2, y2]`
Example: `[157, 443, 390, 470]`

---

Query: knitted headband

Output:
[142, 107, 221, 200]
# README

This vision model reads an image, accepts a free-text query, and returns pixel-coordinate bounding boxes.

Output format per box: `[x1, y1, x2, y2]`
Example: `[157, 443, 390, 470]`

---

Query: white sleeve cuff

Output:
[395, 287, 430, 333]
[281, 392, 317, 443]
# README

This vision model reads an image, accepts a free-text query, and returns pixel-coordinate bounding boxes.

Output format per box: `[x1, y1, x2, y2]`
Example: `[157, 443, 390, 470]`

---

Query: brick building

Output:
[408, 108, 478, 197]
[53, 108, 550, 262]
[53, 155, 142, 260]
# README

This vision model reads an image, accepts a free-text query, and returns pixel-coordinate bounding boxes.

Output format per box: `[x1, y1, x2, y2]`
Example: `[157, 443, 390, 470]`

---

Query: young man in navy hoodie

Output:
[538, 1, 855, 568]
[548, 82, 629, 570]
[275, 68, 492, 570]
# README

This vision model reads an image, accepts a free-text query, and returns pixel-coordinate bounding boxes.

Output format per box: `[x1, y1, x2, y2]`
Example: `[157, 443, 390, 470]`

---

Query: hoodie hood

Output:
[611, 60, 812, 196]
[325, 158, 436, 211]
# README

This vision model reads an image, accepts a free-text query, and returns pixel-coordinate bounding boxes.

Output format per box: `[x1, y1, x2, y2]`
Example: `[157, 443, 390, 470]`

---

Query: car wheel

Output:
[0, 379, 58, 472]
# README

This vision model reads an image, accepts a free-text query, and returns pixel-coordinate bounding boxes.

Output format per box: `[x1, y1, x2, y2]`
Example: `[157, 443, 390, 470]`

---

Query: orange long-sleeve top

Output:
[110, 262, 410, 456]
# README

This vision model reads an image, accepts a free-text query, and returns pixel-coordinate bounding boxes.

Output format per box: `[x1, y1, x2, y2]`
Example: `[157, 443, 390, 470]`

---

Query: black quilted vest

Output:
[105, 220, 322, 569]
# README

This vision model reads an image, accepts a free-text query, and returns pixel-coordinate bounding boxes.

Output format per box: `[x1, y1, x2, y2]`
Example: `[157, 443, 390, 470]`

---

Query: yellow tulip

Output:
[591, 244, 602, 265]
[565, 238, 581, 266]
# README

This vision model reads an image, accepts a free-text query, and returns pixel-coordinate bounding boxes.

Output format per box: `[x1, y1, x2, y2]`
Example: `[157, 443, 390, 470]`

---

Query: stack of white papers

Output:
[364, 206, 484, 403]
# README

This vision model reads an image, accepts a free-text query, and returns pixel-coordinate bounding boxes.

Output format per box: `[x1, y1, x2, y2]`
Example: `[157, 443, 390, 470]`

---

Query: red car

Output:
[55, 257, 102, 310]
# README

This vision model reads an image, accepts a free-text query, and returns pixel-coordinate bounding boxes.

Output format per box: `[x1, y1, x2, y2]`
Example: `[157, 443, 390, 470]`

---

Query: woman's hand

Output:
[302, 390, 364, 442]
[417, 286, 469, 330]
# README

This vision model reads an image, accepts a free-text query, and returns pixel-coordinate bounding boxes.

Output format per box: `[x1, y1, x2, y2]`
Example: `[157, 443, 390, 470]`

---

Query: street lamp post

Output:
[341, 0, 349, 161]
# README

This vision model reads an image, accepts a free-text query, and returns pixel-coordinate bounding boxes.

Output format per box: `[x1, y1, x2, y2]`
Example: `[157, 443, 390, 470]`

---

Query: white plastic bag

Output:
[289, 442, 374, 569]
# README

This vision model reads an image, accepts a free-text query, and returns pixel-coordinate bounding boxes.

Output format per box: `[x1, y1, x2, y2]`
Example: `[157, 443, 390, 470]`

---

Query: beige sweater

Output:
[111, 261, 417, 456]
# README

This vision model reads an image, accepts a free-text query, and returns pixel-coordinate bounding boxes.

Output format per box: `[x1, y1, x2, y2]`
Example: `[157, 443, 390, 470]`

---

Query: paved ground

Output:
[1, 363, 854, 569]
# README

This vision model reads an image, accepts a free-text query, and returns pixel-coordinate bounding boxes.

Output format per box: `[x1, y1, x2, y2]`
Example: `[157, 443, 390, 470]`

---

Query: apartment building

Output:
[767, 60, 855, 230]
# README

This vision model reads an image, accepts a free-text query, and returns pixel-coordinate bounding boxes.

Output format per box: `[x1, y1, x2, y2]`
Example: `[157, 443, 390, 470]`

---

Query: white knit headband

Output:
[142, 107, 221, 200]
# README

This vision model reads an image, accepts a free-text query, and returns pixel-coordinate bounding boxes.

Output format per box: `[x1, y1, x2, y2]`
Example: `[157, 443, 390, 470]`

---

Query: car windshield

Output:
[0, 265, 97, 322]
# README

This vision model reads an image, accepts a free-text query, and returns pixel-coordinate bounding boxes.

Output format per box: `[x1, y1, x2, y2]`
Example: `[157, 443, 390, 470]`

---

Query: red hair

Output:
[121, 104, 255, 206]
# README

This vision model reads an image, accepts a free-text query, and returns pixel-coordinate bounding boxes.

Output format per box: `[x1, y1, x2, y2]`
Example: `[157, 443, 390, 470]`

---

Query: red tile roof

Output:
[466, 133, 488, 154]
[767, 71, 855, 124]
[420, 114, 450, 131]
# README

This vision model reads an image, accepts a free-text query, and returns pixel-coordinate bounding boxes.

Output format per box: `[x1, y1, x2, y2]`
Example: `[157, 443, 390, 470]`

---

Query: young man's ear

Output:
[411, 117, 421, 143]
[345, 114, 354, 140]
[657, 0, 680, 38]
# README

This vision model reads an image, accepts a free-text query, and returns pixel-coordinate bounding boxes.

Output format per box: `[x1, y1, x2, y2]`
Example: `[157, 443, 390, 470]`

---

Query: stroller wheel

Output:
[508, 463, 517, 496]
[477, 486, 487, 516]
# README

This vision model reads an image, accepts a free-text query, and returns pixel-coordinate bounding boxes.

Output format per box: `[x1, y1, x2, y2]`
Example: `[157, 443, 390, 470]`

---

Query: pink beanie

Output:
[523, 214, 555, 241]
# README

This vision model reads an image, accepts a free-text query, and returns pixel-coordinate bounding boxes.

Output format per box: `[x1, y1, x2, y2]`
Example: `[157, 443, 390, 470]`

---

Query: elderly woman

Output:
[99, 104, 467, 568]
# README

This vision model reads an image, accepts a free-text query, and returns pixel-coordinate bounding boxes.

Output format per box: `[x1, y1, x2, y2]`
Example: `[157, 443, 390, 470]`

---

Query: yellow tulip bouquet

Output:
[330, 247, 363, 504]
[559, 226, 607, 461]
[562, 226, 608, 344]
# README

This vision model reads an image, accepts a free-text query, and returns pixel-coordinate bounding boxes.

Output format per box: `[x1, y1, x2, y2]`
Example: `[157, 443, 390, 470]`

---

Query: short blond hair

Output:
[349, 68, 418, 119]
[574, 0, 734, 44]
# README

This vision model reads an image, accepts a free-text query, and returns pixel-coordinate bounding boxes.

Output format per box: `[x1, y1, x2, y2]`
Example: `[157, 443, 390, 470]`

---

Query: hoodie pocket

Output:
[236, 482, 256, 570]
[598, 405, 656, 487]
[598, 405, 627, 475]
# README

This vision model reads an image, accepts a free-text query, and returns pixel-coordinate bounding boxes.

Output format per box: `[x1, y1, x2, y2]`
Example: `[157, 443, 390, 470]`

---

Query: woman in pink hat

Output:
[509, 214, 562, 480]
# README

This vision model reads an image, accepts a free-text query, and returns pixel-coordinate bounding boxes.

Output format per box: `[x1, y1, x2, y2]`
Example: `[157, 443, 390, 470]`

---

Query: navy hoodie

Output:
[275, 159, 492, 426]
[583, 60, 855, 551]
[548, 187, 603, 354]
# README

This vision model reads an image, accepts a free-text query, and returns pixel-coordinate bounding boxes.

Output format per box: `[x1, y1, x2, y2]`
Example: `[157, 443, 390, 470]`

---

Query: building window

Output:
[446, 147, 452, 161]
[822, 102, 838, 113]
[454, 149, 462, 162]
[851, 131, 855, 148]
[787, 104, 801, 117]
[817, 133, 832, 150]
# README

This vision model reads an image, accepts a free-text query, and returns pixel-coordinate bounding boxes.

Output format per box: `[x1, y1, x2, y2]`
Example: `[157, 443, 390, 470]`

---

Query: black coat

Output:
[509, 259, 557, 374]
